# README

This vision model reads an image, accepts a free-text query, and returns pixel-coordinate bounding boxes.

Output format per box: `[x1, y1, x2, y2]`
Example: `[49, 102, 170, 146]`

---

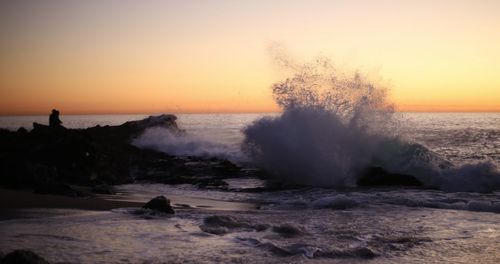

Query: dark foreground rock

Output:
[33, 181, 83, 197]
[0, 114, 246, 192]
[200, 215, 269, 235]
[1, 250, 50, 264]
[272, 223, 305, 237]
[143, 196, 175, 214]
[91, 184, 115, 195]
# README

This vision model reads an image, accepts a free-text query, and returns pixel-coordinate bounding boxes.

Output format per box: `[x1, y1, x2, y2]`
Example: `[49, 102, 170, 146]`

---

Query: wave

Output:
[132, 127, 244, 162]
[242, 51, 500, 192]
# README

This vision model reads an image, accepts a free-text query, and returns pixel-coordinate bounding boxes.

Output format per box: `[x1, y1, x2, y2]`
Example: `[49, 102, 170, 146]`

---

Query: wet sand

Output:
[0, 188, 143, 212]
[0, 187, 257, 219]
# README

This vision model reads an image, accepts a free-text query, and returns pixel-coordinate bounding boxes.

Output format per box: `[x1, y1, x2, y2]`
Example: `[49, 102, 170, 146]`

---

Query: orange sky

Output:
[1, 0, 499, 115]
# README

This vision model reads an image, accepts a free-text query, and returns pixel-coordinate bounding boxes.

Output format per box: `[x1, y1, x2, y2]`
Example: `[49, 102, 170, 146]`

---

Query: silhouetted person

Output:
[49, 109, 63, 128]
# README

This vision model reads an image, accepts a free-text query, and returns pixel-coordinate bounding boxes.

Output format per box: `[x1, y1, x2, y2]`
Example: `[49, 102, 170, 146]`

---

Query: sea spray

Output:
[133, 127, 244, 161]
[243, 52, 397, 187]
[242, 51, 500, 192]
[243, 107, 381, 186]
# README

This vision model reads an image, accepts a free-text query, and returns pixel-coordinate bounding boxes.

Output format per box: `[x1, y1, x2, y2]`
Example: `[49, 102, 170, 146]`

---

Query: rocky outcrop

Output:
[0, 115, 177, 188]
[0, 115, 245, 192]
[1, 250, 50, 264]
[143, 196, 175, 214]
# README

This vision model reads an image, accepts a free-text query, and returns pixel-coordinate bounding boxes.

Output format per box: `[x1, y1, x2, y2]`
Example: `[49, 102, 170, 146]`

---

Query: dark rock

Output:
[0, 115, 180, 189]
[1, 250, 50, 264]
[123, 114, 178, 131]
[348, 247, 377, 258]
[196, 178, 228, 190]
[17, 127, 28, 134]
[357, 166, 423, 187]
[34, 181, 83, 197]
[199, 225, 229, 235]
[199, 215, 266, 235]
[211, 160, 241, 177]
[254, 224, 271, 231]
[203, 215, 248, 228]
[132, 157, 243, 189]
[272, 223, 305, 237]
[31, 122, 53, 134]
[143, 196, 175, 214]
[91, 184, 115, 194]
[0, 114, 249, 192]
[314, 247, 377, 259]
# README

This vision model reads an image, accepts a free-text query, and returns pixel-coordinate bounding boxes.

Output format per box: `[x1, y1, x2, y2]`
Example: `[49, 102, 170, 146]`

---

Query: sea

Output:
[1, 112, 499, 263]
[2, 112, 499, 164]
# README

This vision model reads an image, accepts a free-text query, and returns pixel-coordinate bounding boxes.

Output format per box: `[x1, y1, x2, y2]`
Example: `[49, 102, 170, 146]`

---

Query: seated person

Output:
[49, 109, 64, 128]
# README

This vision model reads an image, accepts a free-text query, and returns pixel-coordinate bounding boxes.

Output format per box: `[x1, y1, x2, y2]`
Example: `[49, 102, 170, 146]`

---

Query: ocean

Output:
[1, 112, 499, 164]
[1, 112, 499, 263]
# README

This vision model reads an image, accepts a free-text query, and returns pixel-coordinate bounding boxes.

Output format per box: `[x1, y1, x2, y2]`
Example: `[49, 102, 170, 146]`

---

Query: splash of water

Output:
[133, 127, 244, 161]
[242, 51, 500, 192]
[243, 54, 395, 187]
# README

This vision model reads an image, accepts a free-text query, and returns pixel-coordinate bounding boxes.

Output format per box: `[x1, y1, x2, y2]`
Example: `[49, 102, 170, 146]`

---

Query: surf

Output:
[242, 51, 500, 192]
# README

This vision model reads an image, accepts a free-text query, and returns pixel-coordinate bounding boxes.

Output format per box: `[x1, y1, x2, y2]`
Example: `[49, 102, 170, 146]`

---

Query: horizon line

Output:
[2, 110, 500, 116]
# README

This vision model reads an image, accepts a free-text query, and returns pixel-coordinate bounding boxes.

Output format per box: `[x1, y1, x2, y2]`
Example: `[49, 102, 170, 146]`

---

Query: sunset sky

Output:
[1, 0, 499, 115]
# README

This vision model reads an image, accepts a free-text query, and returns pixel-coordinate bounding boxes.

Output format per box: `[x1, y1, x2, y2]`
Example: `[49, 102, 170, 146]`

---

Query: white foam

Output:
[132, 127, 245, 162]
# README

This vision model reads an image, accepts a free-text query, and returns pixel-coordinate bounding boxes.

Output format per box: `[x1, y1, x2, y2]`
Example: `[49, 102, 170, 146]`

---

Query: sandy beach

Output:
[0, 188, 143, 213]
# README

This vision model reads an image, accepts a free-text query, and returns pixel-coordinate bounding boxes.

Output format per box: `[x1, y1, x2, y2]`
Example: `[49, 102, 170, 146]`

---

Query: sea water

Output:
[1, 112, 499, 165]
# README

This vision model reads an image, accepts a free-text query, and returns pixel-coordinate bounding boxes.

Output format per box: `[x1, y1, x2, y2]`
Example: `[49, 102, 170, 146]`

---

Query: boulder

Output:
[142, 196, 175, 214]
[357, 167, 422, 187]
[203, 215, 247, 228]
[16, 127, 28, 134]
[199, 215, 267, 235]
[272, 223, 305, 237]
[1, 250, 50, 264]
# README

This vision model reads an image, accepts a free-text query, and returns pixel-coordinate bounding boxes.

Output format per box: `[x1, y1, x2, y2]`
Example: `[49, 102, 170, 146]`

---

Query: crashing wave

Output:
[133, 127, 244, 161]
[242, 51, 500, 192]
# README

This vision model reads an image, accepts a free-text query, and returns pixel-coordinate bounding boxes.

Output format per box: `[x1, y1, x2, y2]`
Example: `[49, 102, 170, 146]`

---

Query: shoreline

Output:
[0, 187, 258, 219]
[0, 188, 143, 212]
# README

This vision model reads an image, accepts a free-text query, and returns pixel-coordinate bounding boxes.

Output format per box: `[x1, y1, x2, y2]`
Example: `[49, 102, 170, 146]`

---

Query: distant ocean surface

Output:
[1, 112, 499, 165]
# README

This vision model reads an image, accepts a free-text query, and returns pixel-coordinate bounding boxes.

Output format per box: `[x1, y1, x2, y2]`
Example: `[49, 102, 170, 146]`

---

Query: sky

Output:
[1, 0, 499, 115]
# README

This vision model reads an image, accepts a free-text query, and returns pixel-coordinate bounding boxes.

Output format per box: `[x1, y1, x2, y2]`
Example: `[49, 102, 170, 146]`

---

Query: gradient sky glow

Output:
[1, 0, 499, 114]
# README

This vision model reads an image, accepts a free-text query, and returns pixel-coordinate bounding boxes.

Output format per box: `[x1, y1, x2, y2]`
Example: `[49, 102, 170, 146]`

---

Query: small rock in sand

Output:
[272, 223, 305, 237]
[1, 250, 50, 264]
[143, 196, 175, 214]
